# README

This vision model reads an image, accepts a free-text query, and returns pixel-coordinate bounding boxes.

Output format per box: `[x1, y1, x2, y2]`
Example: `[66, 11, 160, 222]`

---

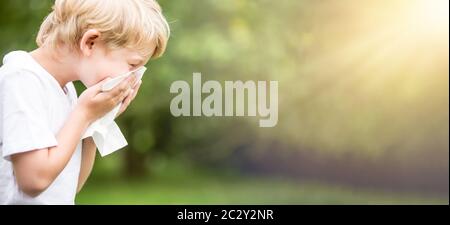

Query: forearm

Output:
[11, 108, 91, 196]
[44, 109, 91, 181]
[77, 137, 97, 192]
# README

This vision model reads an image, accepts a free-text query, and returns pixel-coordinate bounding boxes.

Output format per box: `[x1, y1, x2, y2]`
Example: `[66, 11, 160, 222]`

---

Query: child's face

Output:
[78, 45, 150, 87]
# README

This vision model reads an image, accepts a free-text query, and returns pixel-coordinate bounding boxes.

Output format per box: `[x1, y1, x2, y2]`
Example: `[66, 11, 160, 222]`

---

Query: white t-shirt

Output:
[0, 51, 82, 205]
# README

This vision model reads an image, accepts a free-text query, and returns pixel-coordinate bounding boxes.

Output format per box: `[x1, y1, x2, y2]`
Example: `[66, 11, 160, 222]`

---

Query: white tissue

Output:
[82, 67, 147, 157]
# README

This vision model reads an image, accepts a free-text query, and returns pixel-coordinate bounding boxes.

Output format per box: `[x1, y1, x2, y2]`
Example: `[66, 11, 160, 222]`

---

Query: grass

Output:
[75, 165, 448, 205]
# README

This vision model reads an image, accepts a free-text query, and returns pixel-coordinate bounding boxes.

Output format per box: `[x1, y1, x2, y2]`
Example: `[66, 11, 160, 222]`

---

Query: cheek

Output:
[78, 59, 104, 87]
[81, 61, 120, 87]
[79, 54, 129, 87]
[93, 70, 111, 84]
[80, 70, 105, 88]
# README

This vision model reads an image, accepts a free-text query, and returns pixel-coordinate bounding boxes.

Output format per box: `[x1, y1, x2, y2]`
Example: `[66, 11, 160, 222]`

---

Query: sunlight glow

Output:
[406, 0, 449, 35]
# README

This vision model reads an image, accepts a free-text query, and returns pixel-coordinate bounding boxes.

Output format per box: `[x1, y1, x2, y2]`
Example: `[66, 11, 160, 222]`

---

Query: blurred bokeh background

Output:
[0, 0, 448, 204]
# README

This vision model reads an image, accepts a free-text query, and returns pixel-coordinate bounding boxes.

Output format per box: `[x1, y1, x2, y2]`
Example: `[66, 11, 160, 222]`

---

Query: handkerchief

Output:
[82, 67, 147, 156]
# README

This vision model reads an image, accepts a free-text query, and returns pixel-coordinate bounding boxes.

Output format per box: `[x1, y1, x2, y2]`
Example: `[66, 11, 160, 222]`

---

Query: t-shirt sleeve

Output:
[1, 70, 57, 160]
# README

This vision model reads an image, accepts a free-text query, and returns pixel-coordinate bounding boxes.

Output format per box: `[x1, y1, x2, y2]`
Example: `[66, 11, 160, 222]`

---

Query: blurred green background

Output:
[0, 0, 448, 204]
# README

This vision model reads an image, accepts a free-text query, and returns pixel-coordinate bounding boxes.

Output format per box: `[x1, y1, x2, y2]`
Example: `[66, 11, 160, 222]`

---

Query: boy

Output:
[0, 0, 170, 204]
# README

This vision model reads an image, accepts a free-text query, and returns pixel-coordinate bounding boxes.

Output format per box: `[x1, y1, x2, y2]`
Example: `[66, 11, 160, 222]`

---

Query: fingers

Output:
[116, 80, 142, 118]
[117, 91, 133, 116]
[130, 80, 142, 100]
[109, 75, 137, 104]
[119, 86, 133, 102]
[122, 80, 141, 105]
[111, 75, 136, 96]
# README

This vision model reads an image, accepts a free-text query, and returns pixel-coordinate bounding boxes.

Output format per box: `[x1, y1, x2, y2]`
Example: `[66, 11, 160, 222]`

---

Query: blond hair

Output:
[36, 0, 170, 59]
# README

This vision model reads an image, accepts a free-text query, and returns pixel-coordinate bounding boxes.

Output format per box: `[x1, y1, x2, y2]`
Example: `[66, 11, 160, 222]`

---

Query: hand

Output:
[76, 75, 137, 123]
[115, 79, 142, 118]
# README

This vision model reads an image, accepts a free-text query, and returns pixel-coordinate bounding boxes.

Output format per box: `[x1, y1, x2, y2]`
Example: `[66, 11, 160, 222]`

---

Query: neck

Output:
[30, 47, 78, 88]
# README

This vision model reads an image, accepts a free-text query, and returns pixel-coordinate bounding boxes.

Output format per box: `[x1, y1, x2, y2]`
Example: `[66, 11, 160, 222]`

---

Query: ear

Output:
[79, 29, 101, 56]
